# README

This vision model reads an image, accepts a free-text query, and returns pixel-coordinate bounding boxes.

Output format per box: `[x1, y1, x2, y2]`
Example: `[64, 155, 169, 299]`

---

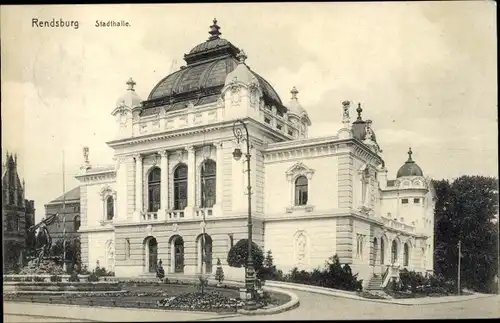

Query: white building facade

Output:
[76, 20, 436, 285]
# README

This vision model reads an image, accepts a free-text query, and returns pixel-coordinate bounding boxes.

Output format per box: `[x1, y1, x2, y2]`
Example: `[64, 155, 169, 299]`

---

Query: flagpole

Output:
[62, 150, 67, 273]
[457, 240, 461, 295]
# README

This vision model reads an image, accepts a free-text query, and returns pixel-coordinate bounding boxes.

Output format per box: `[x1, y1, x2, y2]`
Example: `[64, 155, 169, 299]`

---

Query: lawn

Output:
[4, 282, 291, 313]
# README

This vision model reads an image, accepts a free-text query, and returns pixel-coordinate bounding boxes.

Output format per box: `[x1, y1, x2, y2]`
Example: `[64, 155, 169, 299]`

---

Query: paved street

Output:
[213, 291, 500, 321]
[4, 292, 500, 322]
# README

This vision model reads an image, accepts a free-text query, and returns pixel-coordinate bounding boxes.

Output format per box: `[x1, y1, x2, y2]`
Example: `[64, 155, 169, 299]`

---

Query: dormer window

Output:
[402, 198, 409, 204]
[414, 198, 420, 204]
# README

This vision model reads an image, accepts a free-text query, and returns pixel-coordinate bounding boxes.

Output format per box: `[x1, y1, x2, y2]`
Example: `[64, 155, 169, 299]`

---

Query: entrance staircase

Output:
[366, 274, 384, 291]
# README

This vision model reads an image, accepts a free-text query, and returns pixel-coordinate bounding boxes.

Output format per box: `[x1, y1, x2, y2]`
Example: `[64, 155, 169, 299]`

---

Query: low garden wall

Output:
[4, 281, 122, 293]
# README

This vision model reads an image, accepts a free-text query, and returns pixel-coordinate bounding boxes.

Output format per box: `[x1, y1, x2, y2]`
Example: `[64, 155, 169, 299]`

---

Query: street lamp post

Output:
[232, 119, 256, 309]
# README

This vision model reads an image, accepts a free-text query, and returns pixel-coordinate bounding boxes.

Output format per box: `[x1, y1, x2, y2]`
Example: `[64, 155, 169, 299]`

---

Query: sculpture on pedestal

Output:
[26, 213, 58, 267]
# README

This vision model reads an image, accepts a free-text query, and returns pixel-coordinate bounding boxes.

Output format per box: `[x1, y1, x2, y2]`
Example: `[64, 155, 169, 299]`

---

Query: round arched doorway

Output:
[196, 234, 213, 274]
[169, 235, 184, 273]
[144, 237, 158, 273]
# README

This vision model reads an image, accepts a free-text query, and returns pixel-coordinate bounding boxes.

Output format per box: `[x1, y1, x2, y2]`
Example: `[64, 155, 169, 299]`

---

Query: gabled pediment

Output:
[285, 161, 315, 181]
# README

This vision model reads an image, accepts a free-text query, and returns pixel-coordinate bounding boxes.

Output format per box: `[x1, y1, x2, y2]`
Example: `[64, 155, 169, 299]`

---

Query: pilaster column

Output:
[134, 154, 143, 221]
[213, 141, 224, 216]
[186, 146, 196, 218]
[158, 150, 169, 220]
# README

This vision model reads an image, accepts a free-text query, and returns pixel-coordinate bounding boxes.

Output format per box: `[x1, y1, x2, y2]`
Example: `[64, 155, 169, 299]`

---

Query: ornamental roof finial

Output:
[237, 50, 247, 64]
[208, 18, 221, 40]
[407, 147, 413, 161]
[291, 86, 299, 100]
[356, 103, 363, 121]
[126, 77, 136, 91]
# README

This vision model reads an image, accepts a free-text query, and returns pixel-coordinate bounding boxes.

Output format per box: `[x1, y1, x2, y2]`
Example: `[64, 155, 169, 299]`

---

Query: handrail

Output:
[381, 266, 389, 283]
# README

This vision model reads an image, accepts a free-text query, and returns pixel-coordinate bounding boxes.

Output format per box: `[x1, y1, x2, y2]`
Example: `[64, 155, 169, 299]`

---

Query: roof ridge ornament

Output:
[356, 103, 363, 121]
[208, 18, 221, 40]
[291, 86, 299, 100]
[407, 147, 413, 162]
[126, 77, 136, 91]
[237, 50, 247, 64]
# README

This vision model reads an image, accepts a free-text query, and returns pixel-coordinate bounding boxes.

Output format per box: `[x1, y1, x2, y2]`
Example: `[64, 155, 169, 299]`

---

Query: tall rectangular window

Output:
[125, 238, 131, 259]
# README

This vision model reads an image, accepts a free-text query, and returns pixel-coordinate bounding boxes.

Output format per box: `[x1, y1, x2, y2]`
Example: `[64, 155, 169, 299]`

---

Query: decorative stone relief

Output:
[166, 120, 174, 130]
[216, 96, 224, 109]
[172, 223, 178, 232]
[229, 77, 241, 105]
[99, 185, 116, 200]
[248, 82, 259, 108]
[294, 231, 308, 266]
[146, 224, 153, 236]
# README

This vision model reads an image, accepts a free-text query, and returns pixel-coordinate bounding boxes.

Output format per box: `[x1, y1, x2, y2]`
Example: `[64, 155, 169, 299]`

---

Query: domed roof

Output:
[189, 37, 231, 55]
[116, 78, 142, 109]
[142, 19, 284, 116]
[396, 148, 424, 178]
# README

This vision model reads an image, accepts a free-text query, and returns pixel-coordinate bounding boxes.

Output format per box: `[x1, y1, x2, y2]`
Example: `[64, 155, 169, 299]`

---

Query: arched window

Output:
[391, 240, 398, 264]
[380, 239, 385, 265]
[295, 176, 308, 206]
[148, 167, 161, 212]
[174, 164, 188, 210]
[201, 160, 216, 208]
[106, 196, 114, 220]
[403, 243, 410, 266]
[74, 216, 81, 232]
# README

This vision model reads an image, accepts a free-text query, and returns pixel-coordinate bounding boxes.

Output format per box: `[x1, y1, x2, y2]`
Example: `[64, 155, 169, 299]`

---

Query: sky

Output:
[1, 2, 497, 222]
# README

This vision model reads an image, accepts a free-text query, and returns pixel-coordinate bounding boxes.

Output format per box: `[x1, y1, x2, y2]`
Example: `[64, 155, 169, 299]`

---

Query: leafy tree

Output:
[433, 176, 499, 293]
[227, 239, 264, 271]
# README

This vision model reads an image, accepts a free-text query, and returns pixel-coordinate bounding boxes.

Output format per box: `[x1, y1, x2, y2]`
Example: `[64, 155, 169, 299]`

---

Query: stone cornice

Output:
[45, 199, 80, 207]
[77, 226, 114, 233]
[350, 139, 384, 167]
[263, 141, 344, 163]
[265, 135, 340, 152]
[106, 117, 283, 150]
[262, 137, 383, 165]
[75, 171, 116, 183]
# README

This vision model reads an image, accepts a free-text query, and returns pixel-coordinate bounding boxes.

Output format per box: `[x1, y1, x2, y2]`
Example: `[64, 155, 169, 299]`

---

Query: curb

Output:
[237, 286, 300, 316]
[263, 281, 496, 306]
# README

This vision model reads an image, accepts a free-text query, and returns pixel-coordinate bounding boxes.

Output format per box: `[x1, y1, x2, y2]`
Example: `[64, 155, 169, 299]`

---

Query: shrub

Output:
[69, 271, 80, 282]
[214, 258, 225, 285]
[275, 254, 363, 292]
[50, 275, 62, 282]
[79, 265, 91, 275]
[227, 239, 264, 271]
[257, 250, 280, 284]
[94, 266, 114, 277]
[399, 269, 427, 293]
[88, 272, 99, 282]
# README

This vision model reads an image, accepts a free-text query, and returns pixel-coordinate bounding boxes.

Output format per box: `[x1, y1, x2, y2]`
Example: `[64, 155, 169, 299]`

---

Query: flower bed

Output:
[4, 282, 291, 313]
[157, 292, 244, 312]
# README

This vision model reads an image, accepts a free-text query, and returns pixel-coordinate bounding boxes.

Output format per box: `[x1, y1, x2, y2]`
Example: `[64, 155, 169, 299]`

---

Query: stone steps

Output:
[366, 275, 384, 291]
